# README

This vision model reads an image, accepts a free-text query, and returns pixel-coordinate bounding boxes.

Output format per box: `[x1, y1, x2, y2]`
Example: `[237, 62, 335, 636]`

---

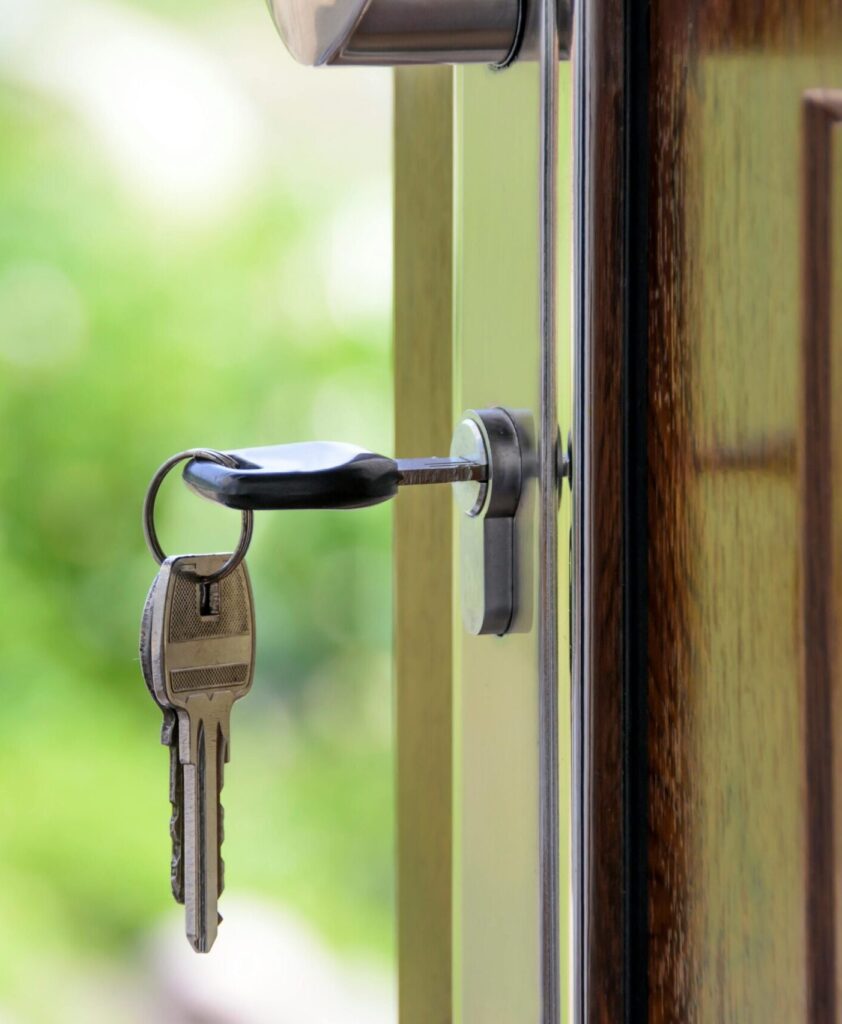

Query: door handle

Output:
[264, 0, 573, 67]
[180, 408, 539, 635]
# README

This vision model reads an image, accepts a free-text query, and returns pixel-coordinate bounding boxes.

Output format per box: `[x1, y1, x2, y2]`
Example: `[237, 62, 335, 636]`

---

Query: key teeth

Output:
[160, 714, 176, 747]
[170, 817, 185, 905]
[218, 742, 226, 897]
[170, 785, 184, 904]
[168, 728, 186, 904]
[218, 802, 225, 897]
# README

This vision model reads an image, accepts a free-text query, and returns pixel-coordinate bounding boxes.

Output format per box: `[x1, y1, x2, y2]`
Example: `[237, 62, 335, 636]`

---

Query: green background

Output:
[0, 0, 395, 1018]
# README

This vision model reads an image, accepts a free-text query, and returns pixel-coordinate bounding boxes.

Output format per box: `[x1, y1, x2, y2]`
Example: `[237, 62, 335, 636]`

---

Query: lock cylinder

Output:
[451, 408, 524, 636]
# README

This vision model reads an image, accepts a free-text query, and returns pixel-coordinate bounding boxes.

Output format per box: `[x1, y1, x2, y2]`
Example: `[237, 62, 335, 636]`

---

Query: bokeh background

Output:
[0, 0, 395, 1020]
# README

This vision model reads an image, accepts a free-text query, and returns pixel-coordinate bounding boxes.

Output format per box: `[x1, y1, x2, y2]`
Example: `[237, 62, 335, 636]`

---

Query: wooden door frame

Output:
[575, 0, 650, 1020]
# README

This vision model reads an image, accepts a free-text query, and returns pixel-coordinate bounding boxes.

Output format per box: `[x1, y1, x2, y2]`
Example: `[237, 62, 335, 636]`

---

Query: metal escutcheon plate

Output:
[451, 408, 524, 636]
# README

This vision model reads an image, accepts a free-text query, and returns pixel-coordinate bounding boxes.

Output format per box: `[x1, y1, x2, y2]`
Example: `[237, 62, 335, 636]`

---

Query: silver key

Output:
[144, 553, 256, 953]
[140, 572, 185, 905]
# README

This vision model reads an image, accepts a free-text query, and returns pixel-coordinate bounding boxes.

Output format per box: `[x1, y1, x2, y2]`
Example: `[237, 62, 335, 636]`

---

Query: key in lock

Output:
[140, 410, 565, 952]
[182, 408, 538, 635]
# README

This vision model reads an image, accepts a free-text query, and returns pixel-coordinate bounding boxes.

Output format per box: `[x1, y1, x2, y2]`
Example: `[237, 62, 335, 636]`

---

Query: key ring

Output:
[143, 449, 254, 583]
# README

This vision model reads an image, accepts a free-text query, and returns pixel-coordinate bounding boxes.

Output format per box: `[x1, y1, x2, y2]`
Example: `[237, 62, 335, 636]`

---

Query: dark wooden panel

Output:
[584, 1, 842, 1021]
[579, 0, 626, 1020]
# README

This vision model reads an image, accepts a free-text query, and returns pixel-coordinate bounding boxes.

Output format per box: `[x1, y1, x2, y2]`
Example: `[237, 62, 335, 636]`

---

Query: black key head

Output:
[182, 443, 400, 511]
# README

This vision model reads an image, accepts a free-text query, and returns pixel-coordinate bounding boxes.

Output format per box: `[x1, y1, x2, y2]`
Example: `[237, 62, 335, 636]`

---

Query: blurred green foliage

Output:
[0, 0, 394, 1007]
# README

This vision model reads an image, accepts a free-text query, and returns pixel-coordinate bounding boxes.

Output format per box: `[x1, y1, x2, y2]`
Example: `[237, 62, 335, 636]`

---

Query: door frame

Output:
[393, 39, 572, 1024]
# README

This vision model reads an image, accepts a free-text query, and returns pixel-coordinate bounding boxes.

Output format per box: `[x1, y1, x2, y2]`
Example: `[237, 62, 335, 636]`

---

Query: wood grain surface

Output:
[584, 2, 842, 1021]
[646, 3, 842, 1022]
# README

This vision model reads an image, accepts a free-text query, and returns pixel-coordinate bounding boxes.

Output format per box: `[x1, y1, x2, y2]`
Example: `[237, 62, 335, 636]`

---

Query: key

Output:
[140, 570, 185, 905]
[143, 553, 256, 953]
[181, 442, 486, 511]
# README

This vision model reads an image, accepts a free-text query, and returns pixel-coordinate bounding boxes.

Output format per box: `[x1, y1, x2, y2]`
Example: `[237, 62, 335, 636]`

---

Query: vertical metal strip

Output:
[539, 1, 561, 1022]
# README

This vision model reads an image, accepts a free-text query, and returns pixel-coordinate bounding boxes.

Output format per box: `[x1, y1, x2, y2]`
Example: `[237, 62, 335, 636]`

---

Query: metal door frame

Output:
[393, 27, 572, 1022]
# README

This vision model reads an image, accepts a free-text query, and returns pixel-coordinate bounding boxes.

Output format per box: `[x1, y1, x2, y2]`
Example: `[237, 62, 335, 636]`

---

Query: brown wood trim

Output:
[393, 66, 454, 1024]
[801, 88, 842, 1024]
[697, 4, 836, 52]
[645, 8, 694, 1020]
[693, 436, 797, 476]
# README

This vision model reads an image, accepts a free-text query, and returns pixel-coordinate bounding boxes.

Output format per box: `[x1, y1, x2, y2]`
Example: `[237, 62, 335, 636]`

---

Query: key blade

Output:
[179, 692, 236, 954]
[181, 708, 224, 953]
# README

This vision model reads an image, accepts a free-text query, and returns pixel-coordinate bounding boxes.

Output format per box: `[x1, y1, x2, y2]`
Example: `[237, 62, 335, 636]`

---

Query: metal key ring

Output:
[143, 448, 253, 583]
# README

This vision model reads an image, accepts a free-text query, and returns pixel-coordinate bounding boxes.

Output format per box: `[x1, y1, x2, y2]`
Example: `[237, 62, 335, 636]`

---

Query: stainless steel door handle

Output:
[265, 0, 572, 67]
